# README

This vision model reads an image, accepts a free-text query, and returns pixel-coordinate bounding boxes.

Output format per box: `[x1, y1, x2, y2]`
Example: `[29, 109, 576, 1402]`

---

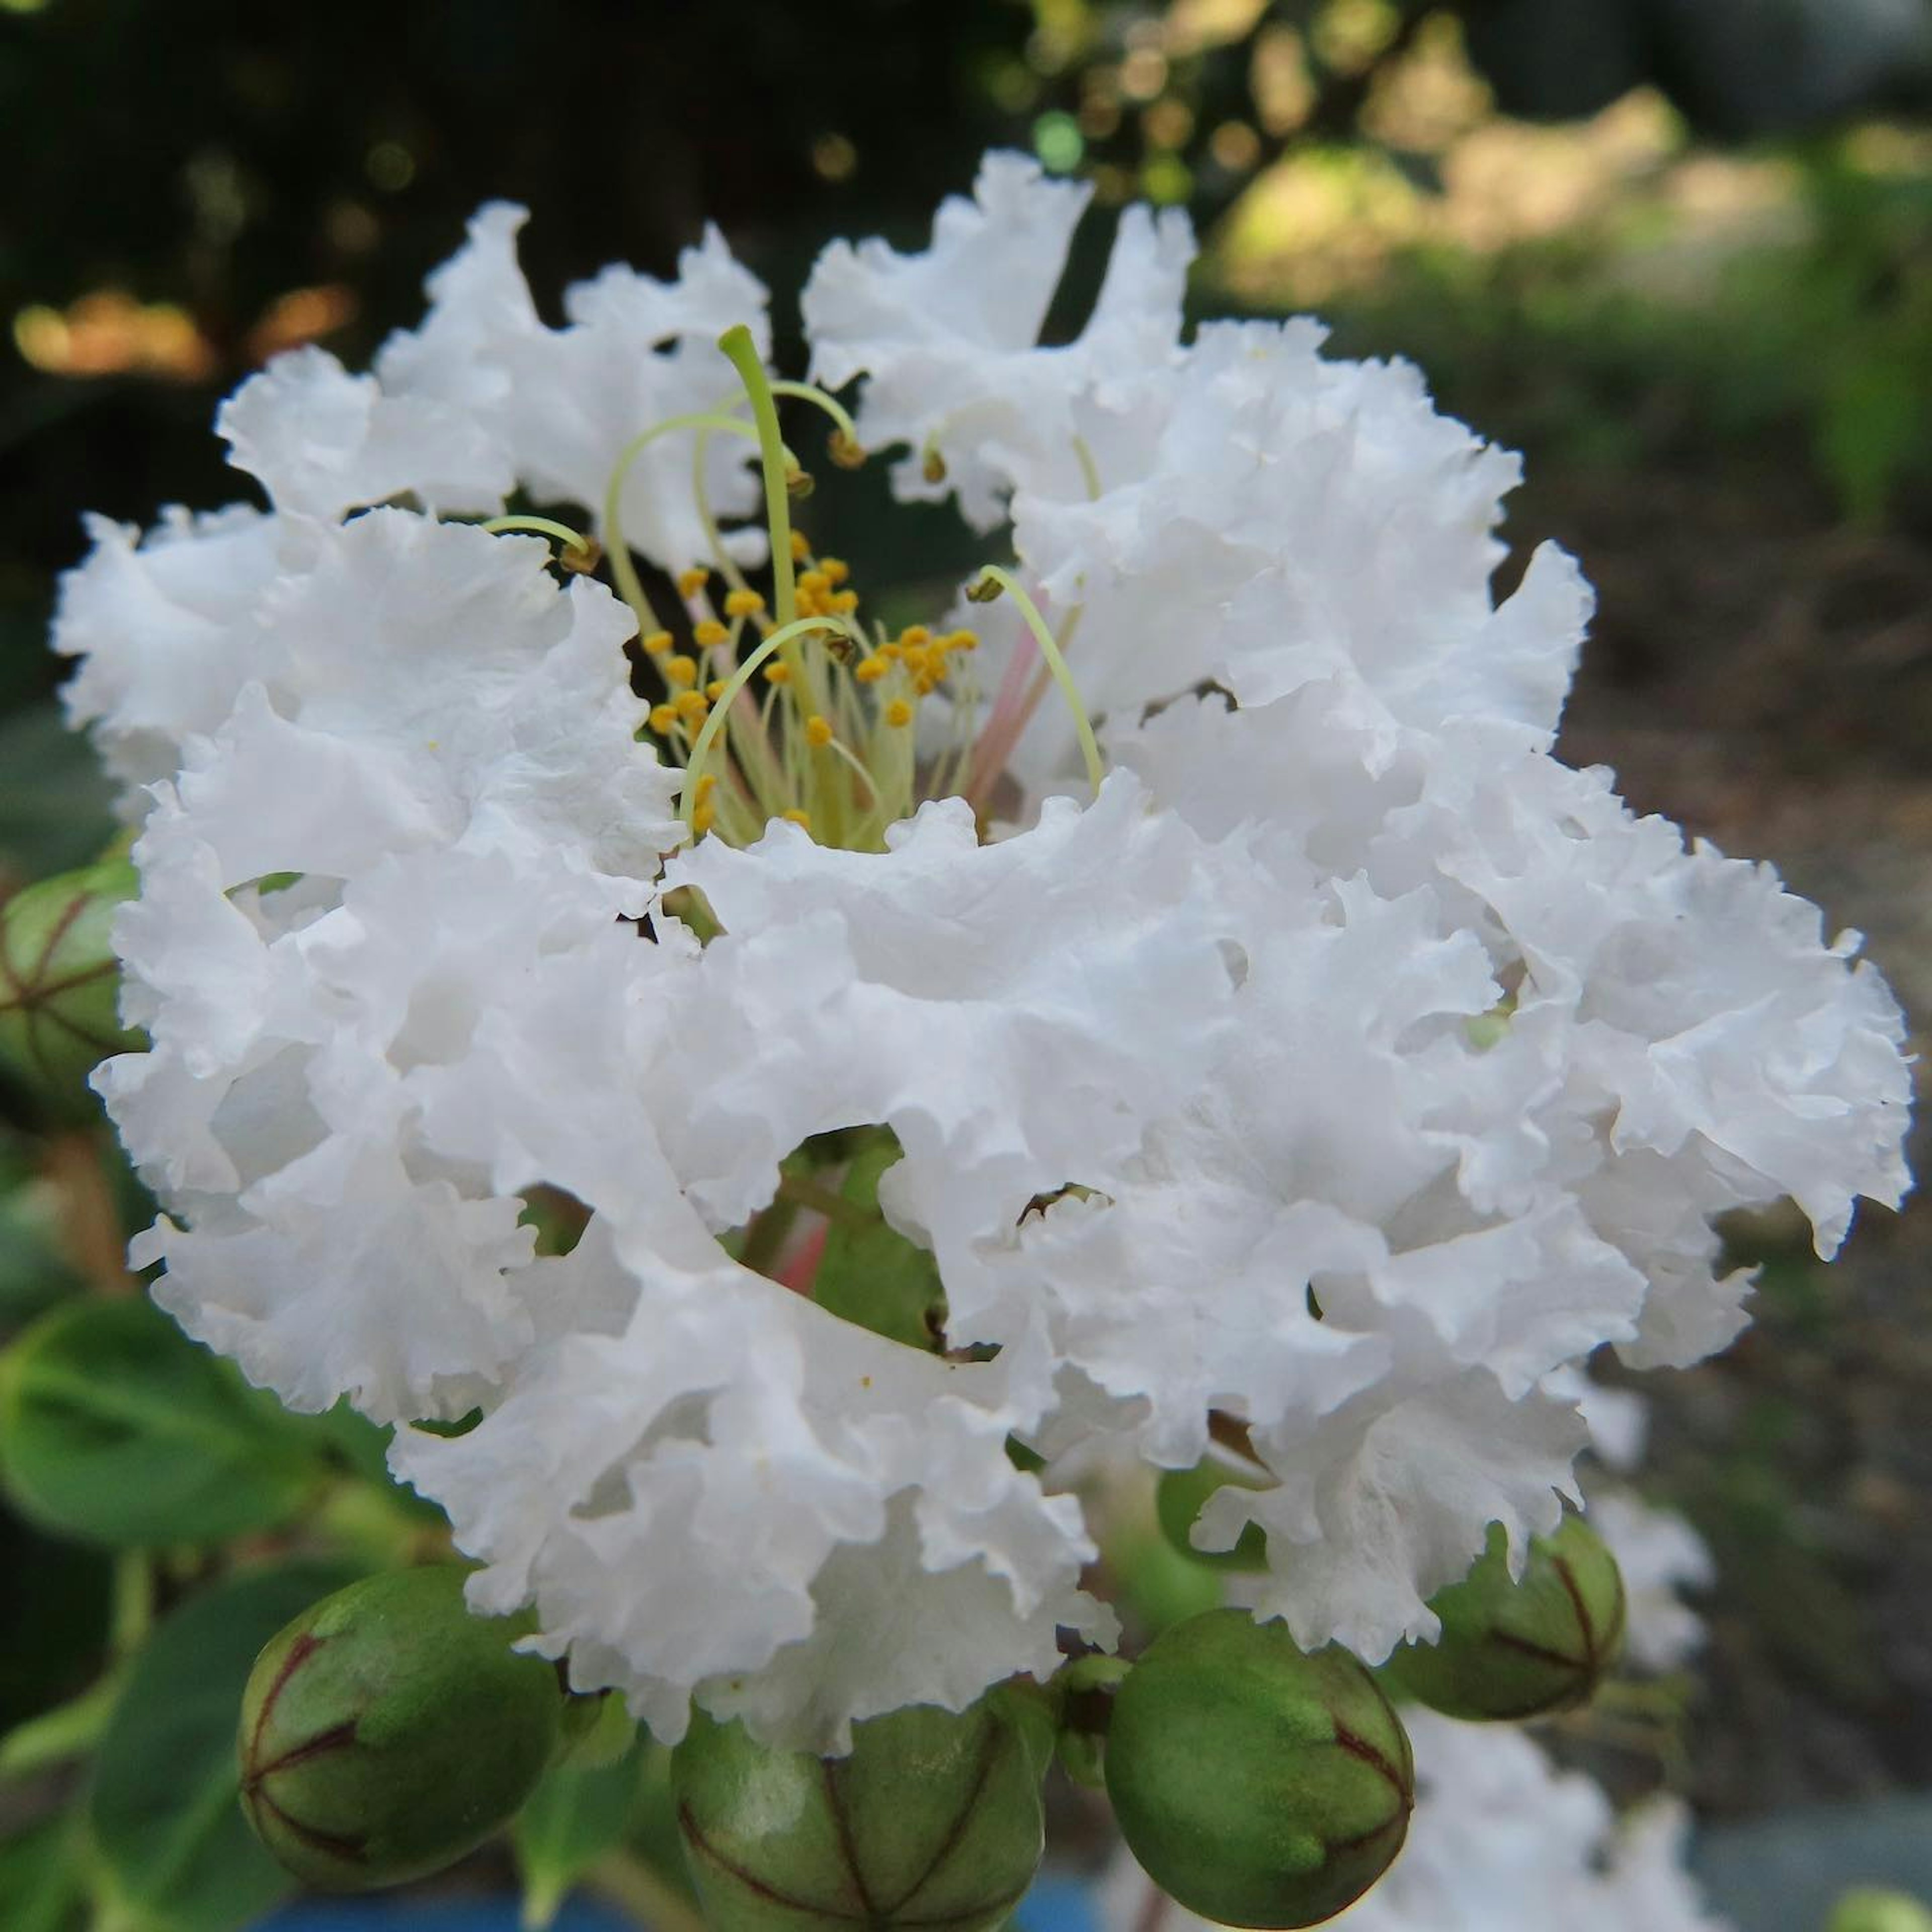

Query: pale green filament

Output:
[768, 378, 861, 450]
[680, 616, 842, 831]
[602, 411, 763, 627]
[478, 514, 595, 557]
[973, 568, 1105, 799]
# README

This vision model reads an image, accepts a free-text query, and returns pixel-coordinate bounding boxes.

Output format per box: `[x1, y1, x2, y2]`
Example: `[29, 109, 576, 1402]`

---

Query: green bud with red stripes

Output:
[1381, 1512, 1627, 1721]
[0, 848, 143, 1120]
[236, 1565, 570, 1892]
[672, 1687, 1056, 1932]
[1105, 1609, 1415, 1929]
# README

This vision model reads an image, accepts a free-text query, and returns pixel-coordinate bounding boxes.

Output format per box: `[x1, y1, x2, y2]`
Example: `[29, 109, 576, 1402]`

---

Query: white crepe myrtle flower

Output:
[61, 157, 1909, 1751]
[1099, 1708, 1733, 1931]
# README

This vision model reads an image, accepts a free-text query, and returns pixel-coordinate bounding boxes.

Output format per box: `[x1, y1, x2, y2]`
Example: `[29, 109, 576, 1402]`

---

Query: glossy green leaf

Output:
[0, 1298, 326, 1547]
[812, 1136, 945, 1351]
[0, 1813, 91, 1932]
[89, 1560, 361, 1932]
[513, 1713, 654, 1929]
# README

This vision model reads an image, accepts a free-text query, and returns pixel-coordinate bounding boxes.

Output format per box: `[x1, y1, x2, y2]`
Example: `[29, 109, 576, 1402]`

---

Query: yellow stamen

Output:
[762, 663, 791, 686]
[821, 557, 850, 586]
[649, 703, 679, 736]
[677, 567, 710, 600]
[884, 698, 914, 728]
[705, 679, 730, 702]
[789, 529, 811, 562]
[854, 657, 888, 685]
[780, 808, 812, 829]
[665, 655, 700, 689]
[724, 588, 766, 618]
[693, 618, 729, 649]
[674, 690, 710, 721]
[642, 629, 675, 656]
[804, 714, 834, 749]
[693, 801, 716, 837]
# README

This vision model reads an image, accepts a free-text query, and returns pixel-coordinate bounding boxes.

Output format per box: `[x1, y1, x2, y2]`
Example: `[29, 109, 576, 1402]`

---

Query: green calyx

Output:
[236, 1565, 568, 1892]
[1382, 1513, 1626, 1722]
[1105, 1609, 1413, 1930]
[672, 1688, 1054, 1932]
[0, 851, 143, 1118]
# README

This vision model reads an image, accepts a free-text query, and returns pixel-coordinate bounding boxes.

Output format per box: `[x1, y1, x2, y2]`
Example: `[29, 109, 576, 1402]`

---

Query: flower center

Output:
[588, 323, 1099, 853]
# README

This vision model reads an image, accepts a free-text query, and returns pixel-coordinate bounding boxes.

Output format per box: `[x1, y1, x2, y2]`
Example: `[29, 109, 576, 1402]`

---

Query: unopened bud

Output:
[237, 1566, 567, 1892]
[674, 1689, 1052, 1932]
[0, 851, 143, 1117]
[1105, 1610, 1412, 1929]
[1383, 1514, 1626, 1721]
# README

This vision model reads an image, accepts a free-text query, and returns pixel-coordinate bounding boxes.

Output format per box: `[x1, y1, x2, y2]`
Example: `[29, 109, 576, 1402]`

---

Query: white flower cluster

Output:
[58, 154, 1909, 1751]
[1099, 1708, 1734, 1932]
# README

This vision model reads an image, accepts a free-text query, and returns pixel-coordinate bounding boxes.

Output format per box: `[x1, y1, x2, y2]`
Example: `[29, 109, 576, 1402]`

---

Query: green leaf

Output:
[0, 1172, 87, 1331]
[89, 1559, 361, 1932]
[513, 1716, 654, 1930]
[0, 1298, 327, 1547]
[0, 702, 118, 889]
[0, 1509, 111, 1733]
[0, 1812, 91, 1932]
[812, 1136, 945, 1350]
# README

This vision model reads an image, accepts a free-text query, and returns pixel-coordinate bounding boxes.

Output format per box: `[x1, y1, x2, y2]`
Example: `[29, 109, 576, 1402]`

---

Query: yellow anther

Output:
[946, 628, 978, 652]
[674, 690, 710, 721]
[820, 558, 850, 586]
[649, 703, 680, 735]
[914, 671, 939, 696]
[693, 618, 730, 649]
[723, 588, 766, 618]
[885, 698, 914, 728]
[692, 801, 716, 837]
[642, 628, 675, 656]
[804, 714, 834, 749]
[899, 625, 931, 648]
[677, 567, 710, 600]
[797, 571, 830, 598]
[665, 654, 700, 689]
[854, 657, 888, 684]
[695, 772, 718, 799]
[761, 662, 791, 686]
[780, 808, 812, 829]
[880, 641, 905, 662]
[789, 529, 812, 562]
[705, 679, 730, 702]
[829, 589, 858, 614]
[827, 429, 866, 470]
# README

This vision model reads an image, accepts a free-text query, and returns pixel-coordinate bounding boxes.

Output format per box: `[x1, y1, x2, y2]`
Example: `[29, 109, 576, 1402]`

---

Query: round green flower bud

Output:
[1382, 1514, 1626, 1722]
[1829, 1889, 1932, 1932]
[0, 852, 143, 1119]
[1105, 1610, 1413, 1929]
[673, 1690, 1053, 1932]
[1155, 1457, 1269, 1572]
[237, 1565, 566, 1892]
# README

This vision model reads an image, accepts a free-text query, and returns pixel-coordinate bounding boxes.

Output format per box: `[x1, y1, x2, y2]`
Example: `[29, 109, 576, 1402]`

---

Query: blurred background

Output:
[1, 0, 1929, 1924]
